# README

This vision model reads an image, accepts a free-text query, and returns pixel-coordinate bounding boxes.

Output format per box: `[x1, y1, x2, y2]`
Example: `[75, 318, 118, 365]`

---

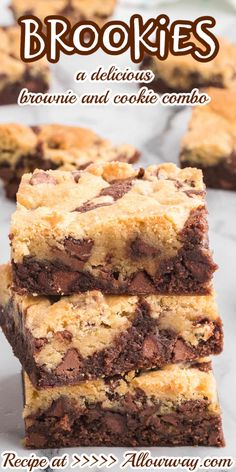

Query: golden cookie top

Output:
[181, 88, 236, 165]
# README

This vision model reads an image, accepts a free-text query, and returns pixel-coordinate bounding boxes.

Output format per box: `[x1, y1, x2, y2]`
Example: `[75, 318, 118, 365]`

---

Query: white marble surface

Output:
[0, 0, 236, 470]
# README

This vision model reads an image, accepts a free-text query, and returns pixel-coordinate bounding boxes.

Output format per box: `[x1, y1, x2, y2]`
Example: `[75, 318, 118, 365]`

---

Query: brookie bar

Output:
[0, 27, 49, 106]
[0, 265, 223, 388]
[11, 0, 116, 27]
[10, 162, 217, 296]
[22, 361, 225, 448]
[0, 123, 139, 200]
[180, 88, 236, 190]
[141, 37, 236, 94]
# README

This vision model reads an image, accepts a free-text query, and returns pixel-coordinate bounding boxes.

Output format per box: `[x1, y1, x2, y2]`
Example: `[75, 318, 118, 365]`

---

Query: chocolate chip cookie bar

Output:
[0, 123, 139, 200]
[11, 162, 217, 296]
[180, 88, 236, 190]
[0, 265, 223, 388]
[11, 0, 116, 27]
[23, 361, 224, 448]
[0, 27, 49, 106]
[141, 37, 236, 93]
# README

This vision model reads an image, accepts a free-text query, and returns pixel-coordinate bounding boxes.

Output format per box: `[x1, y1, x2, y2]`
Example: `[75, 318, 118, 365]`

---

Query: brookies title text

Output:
[19, 14, 219, 64]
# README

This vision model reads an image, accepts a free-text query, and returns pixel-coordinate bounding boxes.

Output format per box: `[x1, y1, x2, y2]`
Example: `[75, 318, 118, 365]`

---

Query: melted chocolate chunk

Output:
[64, 237, 93, 261]
[130, 237, 160, 259]
[128, 272, 156, 294]
[184, 189, 206, 198]
[74, 202, 112, 213]
[73, 177, 133, 212]
[55, 349, 82, 377]
[72, 171, 82, 183]
[30, 126, 41, 135]
[29, 171, 57, 186]
[34, 338, 48, 352]
[136, 168, 145, 179]
[54, 330, 73, 343]
[99, 179, 133, 201]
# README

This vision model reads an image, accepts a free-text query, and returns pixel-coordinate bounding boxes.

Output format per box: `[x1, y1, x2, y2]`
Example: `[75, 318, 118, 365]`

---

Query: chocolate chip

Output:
[172, 339, 193, 362]
[174, 180, 183, 189]
[104, 412, 125, 434]
[136, 168, 145, 179]
[184, 250, 216, 282]
[54, 330, 73, 343]
[30, 125, 41, 135]
[74, 202, 112, 213]
[129, 271, 156, 294]
[50, 270, 80, 294]
[130, 237, 160, 259]
[72, 171, 81, 183]
[64, 237, 93, 261]
[184, 189, 205, 198]
[143, 336, 157, 359]
[55, 349, 82, 377]
[78, 161, 93, 170]
[184, 179, 196, 188]
[48, 398, 68, 417]
[99, 179, 133, 201]
[34, 337, 48, 352]
[29, 171, 57, 186]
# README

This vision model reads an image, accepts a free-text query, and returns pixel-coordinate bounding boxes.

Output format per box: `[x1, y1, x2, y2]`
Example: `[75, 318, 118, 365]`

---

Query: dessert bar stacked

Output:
[0, 161, 224, 448]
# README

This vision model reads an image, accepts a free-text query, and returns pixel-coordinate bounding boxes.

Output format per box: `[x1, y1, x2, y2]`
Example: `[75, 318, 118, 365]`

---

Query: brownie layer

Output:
[141, 56, 225, 94]
[25, 398, 224, 448]
[181, 157, 236, 190]
[23, 365, 224, 451]
[0, 297, 223, 388]
[23, 362, 224, 448]
[0, 73, 49, 107]
[0, 157, 56, 200]
[12, 206, 217, 296]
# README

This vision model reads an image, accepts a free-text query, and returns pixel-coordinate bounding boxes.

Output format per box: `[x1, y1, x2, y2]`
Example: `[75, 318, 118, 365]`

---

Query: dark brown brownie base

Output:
[24, 397, 225, 448]
[12, 246, 216, 296]
[0, 300, 223, 388]
[0, 74, 49, 106]
[141, 56, 224, 94]
[0, 157, 57, 200]
[181, 158, 236, 190]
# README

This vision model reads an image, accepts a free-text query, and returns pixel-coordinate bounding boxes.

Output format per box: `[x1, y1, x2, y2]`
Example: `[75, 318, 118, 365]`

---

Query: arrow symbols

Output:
[90, 455, 99, 467]
[71, 454, 89, 468]
[108, 456, 117, 467]
[71, 454, 118, 469]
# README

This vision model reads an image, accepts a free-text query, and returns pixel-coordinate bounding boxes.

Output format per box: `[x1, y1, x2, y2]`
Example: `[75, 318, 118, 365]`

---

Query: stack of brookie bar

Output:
[0, 161, 224, 448]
